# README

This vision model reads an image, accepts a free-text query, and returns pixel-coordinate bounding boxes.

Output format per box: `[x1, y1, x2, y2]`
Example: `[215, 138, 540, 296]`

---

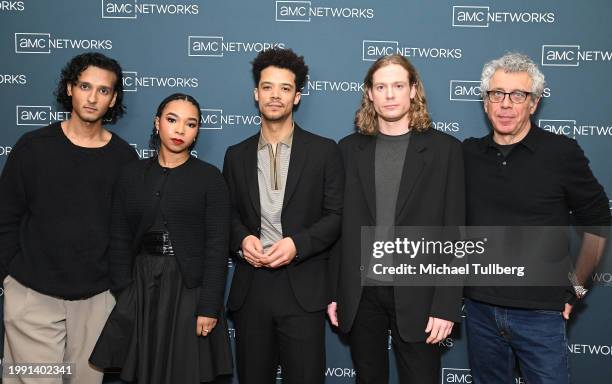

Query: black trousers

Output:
[349, 286, 440, 384]
[233, 268, 325, 384]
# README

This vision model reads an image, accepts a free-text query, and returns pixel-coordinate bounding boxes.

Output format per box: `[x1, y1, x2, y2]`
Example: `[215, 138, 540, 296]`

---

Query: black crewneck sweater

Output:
[0, 122, 137, 299]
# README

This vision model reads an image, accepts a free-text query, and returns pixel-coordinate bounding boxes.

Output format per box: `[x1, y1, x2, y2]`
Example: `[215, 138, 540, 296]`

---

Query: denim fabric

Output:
[465, 298, 570, 384]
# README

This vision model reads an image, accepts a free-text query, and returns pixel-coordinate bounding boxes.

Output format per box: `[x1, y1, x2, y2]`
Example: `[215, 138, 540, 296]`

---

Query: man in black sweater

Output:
[0, 53, 136, 384]
[463, 52, 610, 383]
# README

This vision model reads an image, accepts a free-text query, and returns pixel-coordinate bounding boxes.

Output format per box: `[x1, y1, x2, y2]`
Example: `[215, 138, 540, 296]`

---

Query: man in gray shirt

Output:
[329, 54, 465, 383]
[223, 48, 344, 383]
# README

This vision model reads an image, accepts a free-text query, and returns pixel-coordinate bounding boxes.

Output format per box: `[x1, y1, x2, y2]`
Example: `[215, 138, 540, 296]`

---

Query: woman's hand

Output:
[196, 316, 218, 336]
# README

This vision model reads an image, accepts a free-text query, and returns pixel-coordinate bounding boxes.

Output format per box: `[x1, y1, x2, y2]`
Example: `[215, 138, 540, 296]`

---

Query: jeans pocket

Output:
[534, 309, 562, 316]
[462, 298, 469, 317]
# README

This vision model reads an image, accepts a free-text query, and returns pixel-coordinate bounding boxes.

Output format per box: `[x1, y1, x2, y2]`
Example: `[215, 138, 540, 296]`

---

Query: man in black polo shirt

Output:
[0, 53, 136, 383]
[463, 52, 610, 383]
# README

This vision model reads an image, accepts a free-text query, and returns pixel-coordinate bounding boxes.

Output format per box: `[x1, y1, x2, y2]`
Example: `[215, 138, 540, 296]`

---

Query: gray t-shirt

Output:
[370, 131, 411, 282]
[375, 131, 411, 228]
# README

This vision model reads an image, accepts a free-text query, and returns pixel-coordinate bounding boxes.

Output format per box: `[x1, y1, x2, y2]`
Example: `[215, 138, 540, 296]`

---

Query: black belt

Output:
[141, 231, 175, 256]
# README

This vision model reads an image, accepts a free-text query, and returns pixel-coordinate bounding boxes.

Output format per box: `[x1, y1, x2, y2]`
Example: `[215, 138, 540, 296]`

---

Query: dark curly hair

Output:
[54, 52, 125, 125]
[251, 48, 308, 90]
[149, 93, 202, 152]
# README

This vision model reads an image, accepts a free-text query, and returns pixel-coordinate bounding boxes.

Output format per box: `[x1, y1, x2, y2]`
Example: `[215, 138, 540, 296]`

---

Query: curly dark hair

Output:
[149, 93, 202, 152]
[54, 52, 125, 125]
[251, 48, 308, 90]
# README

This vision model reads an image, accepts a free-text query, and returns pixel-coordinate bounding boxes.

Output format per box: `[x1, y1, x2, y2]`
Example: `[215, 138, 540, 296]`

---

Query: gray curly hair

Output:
[480, 52, 545, 99]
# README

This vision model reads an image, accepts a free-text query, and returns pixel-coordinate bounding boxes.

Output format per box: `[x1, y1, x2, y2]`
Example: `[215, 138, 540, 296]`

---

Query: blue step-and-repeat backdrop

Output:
[1, 1, 611, 383]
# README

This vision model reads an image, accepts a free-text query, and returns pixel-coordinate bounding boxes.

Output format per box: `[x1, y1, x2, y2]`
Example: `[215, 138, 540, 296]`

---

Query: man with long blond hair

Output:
[328, 54, 465, 383]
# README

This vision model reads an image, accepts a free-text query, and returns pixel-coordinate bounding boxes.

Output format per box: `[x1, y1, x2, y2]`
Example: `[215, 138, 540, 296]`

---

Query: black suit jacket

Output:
[332, 129, 465, 342]
[223, 125, 344, 312]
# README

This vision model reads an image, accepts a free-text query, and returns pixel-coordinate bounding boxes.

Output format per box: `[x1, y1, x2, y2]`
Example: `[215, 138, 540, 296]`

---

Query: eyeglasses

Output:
[486, 90, 531, 104]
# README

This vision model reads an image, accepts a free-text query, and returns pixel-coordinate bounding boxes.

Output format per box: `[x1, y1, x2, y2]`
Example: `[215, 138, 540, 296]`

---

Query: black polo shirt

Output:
[462, 123, 610, 310]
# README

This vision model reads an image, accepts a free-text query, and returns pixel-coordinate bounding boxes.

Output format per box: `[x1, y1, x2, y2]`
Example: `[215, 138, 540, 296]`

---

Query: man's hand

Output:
[425, 316, 454, 344]
[327, 301, 339, 327]
[241, 235, 265, 267]
[563, 303, 573, 320]
[261, 237, 297, 268]
[196, 316, 218, 337]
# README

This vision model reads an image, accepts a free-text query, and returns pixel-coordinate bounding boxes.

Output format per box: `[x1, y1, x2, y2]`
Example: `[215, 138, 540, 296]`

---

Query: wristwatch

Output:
[569, 272, 589, 299]
[573, 284, 589, 299]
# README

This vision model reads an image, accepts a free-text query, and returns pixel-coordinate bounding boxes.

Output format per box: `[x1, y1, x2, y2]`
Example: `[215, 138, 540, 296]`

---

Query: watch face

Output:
[574, 286, 588, 299]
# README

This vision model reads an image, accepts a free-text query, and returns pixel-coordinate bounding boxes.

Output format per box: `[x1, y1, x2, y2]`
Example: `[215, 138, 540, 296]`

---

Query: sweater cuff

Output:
[196, 304, 221, 318]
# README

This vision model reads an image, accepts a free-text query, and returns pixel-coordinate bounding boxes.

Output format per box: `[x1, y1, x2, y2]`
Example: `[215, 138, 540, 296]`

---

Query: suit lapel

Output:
[283, 125, 307, 210]
[357, 135, 377, 222]
[243, 135, 261, 217]
[395, 131, 427, 220]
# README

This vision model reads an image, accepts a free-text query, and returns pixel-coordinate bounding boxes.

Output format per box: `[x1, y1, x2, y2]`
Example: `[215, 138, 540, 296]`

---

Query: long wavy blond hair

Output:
[355, 54, 432, 135]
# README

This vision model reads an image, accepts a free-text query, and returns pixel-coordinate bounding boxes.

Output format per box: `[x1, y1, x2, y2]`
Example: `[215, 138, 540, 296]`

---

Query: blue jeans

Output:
[465, 298, 570, 384]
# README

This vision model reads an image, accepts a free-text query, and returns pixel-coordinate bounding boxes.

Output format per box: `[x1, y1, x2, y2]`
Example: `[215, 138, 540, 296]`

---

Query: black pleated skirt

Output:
[90, 252, 233, 383]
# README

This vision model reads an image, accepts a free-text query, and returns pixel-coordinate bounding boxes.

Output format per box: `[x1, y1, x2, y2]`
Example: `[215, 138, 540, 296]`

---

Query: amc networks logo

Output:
[0, 74, 27, 85]
[362, 40, 462, 61]
[121, 71, 199, 92]
[14, 33, 51, 53]
[442, 368, 472, 384]
[592, 272, 612, 287]
[16, 106, 70, 126]
[188, 36, 285, 57]
[0, 147, 12, 157]
[276, 0, 311, 21]
[0, 1, 24, 11]
[541, 45, 612, 66]
[449, 80, 481, 101]
[14, 33, 112, 54]
[275, 1, 374, 22]
[451, 81, 551, 101]
[452, 6, 555, 27]
[362, 40, 399, 61]
[101, 0, 199, 18]
[442, 368, 524, 383]
[199, 108, 261, 130]
[452, 6, 490, 27]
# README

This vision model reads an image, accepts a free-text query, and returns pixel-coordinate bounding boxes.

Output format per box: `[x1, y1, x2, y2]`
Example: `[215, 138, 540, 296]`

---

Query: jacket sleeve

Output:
[430, 139, 466, 323]
[197, 169, 231, 317]
[291, 141, 345, 262]
[222, 147, 252, 256]
[328, 139, 350, 302]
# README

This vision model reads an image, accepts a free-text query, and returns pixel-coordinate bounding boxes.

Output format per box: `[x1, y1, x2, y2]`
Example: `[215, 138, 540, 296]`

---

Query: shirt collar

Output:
[258, 123, 295, 150]
[479, 121, 539, 153]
